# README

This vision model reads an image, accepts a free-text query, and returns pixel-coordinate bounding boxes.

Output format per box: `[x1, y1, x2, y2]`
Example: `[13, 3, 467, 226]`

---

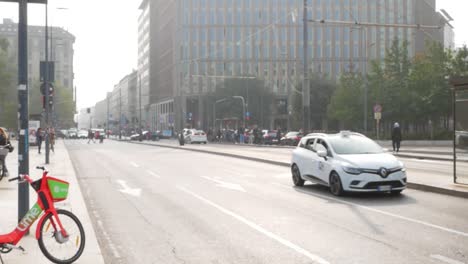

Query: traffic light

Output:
[41, 82, 54, 109]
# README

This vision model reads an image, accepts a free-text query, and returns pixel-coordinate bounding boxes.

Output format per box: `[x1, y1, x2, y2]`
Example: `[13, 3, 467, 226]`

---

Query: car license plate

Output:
[378, 185, 392, 191]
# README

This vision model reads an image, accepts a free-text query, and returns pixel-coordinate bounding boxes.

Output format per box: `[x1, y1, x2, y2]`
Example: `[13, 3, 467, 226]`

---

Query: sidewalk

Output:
[0, 140, 104, 263]
[120, 138, 468, 198]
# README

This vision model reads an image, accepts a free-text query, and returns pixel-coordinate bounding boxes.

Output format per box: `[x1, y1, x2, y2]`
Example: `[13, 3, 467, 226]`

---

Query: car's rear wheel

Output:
[329, 172, 344, 196]
[291, 165, 305, 187]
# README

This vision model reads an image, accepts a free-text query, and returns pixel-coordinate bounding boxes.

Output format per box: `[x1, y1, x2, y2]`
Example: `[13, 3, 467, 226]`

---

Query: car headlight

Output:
[398, 161, 406, 172]
[342, 166, 362, 175]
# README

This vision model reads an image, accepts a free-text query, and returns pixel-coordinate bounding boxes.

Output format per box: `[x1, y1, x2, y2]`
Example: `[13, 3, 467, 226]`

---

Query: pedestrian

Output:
[87, 129, 95, 144]
[49, 127, 55, 153]
[0, 127, 14, 177]
[37, 127, 44, 153]
[276, 127, 282, 144]
[391, 122, 402, 153]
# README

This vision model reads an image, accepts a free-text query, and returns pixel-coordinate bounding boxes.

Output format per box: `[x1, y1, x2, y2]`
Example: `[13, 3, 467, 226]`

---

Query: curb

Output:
[119, 140, 468, 199]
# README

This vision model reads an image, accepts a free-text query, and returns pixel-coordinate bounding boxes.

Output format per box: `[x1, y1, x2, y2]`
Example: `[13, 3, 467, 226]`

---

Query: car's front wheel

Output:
[291, 165, 305, 187]
[329, 172, 344, 196]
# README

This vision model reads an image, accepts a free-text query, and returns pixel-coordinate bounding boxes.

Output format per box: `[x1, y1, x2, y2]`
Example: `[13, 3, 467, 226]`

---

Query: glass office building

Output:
[139, 0, 449, 131]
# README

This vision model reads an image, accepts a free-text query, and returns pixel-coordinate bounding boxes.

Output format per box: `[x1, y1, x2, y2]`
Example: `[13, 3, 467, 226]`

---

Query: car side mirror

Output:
[317, 150, 327, 158]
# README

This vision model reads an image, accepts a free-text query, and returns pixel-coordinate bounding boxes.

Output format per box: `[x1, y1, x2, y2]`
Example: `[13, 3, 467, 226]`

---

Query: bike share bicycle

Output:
[0, 166, 85, 264]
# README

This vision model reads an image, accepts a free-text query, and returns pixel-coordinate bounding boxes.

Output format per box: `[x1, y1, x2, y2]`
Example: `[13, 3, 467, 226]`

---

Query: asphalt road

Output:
[65, 140, 468, 264]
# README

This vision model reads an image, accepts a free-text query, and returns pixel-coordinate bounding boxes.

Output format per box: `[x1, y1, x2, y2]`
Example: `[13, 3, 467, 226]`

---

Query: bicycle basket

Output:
[47, 177, 70, 201]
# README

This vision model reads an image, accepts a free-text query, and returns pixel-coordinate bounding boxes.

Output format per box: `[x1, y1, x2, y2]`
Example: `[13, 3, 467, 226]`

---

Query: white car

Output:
[77, 130, 88, 139]
[291, 131, 407, 196]
[184, 129, 207, 144]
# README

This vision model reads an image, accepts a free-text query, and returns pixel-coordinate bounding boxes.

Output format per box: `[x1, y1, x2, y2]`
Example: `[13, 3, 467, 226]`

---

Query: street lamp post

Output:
[232, 96, 246, 129]
[213, 98, 227, 130]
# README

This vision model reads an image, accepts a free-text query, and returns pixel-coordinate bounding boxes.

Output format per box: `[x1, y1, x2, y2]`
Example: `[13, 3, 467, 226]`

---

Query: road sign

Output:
[374, 112, 382, 120]
[373, 104, 382, 113]
[246, 112, 250, 117]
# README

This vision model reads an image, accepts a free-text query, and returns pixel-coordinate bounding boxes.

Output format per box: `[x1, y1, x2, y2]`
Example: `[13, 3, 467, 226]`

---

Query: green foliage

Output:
[0, 38, 17, 129]
[291, 75, 336, 130]
[327, 73, 364, 130]
[212, 77, 273, 127]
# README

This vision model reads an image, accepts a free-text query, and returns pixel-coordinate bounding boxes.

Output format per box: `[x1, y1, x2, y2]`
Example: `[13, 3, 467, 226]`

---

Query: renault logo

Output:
[379, 168, 388, 178]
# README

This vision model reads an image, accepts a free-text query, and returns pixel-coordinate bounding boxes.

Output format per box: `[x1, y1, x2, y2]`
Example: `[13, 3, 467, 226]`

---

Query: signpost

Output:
[374, 104, 382, 139]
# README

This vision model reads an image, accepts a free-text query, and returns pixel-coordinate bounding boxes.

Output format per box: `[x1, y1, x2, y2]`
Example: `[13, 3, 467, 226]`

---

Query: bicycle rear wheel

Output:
[38, 209, 86, 264]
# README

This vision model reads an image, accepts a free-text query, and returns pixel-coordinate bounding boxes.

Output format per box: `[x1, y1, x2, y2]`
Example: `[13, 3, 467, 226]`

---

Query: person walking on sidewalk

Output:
[391, 122, 402, 153]
[49, 127, 55, 153]
[0, 127, 14, 177]
[87, 129, 95, 144]
[36, 127, 44, 154]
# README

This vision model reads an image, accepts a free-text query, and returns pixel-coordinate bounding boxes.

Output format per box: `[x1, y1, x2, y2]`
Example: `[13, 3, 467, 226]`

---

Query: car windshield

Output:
[328, 135, 383, 155]
[286, 132, 299, 137]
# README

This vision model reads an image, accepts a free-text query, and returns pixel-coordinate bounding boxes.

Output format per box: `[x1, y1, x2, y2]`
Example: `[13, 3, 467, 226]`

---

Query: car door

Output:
[314, 139, 334, 185]
[293, 137, 316, 176]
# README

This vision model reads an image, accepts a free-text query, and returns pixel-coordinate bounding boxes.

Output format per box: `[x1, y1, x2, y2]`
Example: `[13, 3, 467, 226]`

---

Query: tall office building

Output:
[138, 0, 452, 131]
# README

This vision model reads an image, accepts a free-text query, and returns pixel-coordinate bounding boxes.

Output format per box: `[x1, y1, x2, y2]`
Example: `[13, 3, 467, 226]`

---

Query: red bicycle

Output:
[0, 166, 85, 264]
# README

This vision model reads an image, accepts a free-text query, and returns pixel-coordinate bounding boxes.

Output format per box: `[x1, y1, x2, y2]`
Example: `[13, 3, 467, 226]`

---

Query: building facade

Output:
[0, 18, 75, 94]
[139, 0, 452, 131]
[107, 71, 138, 134]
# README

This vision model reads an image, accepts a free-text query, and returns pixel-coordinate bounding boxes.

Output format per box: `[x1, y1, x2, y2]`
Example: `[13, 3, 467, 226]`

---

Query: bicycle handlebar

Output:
[8, 176, 20, 182]
[36, 166, 46, 171]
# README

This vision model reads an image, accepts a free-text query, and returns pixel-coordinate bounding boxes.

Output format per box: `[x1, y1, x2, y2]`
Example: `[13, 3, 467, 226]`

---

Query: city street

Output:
[66, 140, 468, 264]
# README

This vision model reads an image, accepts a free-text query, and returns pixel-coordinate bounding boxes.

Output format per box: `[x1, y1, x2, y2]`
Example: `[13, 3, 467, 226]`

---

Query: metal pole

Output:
[119, 87, 122, 140]
[106, 94, 109, 138]
[364, 28, 368, 134]
[45, 3, 50, 164]
[302, 0, 310, 133]
[453, 88, 457, 184]
[139, 74, 142, 130]
[18, 0, 29, 223]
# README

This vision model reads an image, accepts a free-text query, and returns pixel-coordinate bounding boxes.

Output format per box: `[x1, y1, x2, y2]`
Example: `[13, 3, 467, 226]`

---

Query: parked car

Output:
[68, 129, 78, 139]
[77, 130, 88, 139]
[280, 131, 303, 146]
[130, 131, 148, 141]
[291, 131, 407, 196]
[262, 130, 278, 145]
[184, 129, 207, 144]
[456, 131, 468, 148]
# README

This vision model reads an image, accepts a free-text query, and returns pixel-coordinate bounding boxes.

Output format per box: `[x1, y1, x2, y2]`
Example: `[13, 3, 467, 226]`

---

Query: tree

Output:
[327, 72, 364, 130]
[212, 77, 274, 128]
[0, 38, 17, 129]
[291, 75, 336, 131]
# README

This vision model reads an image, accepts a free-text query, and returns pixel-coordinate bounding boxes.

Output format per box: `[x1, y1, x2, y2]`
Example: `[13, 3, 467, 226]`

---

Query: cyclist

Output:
[0, 127, 14, 177]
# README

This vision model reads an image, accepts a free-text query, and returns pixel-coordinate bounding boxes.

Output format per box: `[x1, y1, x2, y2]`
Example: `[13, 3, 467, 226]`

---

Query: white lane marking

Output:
[96, 219, 121, 259]
[177, 186, 329, 264]
[130, 161, 140, 168]
[272, 183, 468, 238]
[146, 170, 161, 178]
[117, 180, 142, 197]
[430, 254, 465, 264]
[201, 176, 246, 192]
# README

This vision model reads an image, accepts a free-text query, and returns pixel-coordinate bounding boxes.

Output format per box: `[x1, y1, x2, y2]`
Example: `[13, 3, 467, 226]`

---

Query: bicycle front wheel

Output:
[38, 209, 86, 264]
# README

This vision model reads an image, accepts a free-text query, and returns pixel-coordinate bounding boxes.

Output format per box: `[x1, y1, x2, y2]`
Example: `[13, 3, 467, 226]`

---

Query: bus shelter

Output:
[451, 77, 468, 185]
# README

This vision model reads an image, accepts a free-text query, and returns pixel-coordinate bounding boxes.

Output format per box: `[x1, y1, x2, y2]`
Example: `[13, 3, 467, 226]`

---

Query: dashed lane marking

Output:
[178, 186, 329, 264]
[272, 183, 468, 238]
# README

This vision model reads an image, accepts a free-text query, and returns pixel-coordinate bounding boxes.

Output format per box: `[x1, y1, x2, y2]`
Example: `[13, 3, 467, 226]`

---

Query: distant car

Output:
[77, 130, 88, 139]
[57, 130, 68, 139]
[456, 131, 468, 148]
[92, 129, 105, 140]
[184, 129, 207, 144]
[280, 131, 303, 146]
[291, 131, 407, 196]
[262, 130, 278, 145]
[68, 129, 78, 139]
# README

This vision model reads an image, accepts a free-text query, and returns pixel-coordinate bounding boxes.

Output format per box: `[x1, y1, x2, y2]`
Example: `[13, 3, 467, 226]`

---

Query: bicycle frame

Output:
[0, 170, 68, 246]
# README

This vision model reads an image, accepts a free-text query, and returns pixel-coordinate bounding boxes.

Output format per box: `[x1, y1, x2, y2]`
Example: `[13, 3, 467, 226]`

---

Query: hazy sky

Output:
[0, 0, 466, 110]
